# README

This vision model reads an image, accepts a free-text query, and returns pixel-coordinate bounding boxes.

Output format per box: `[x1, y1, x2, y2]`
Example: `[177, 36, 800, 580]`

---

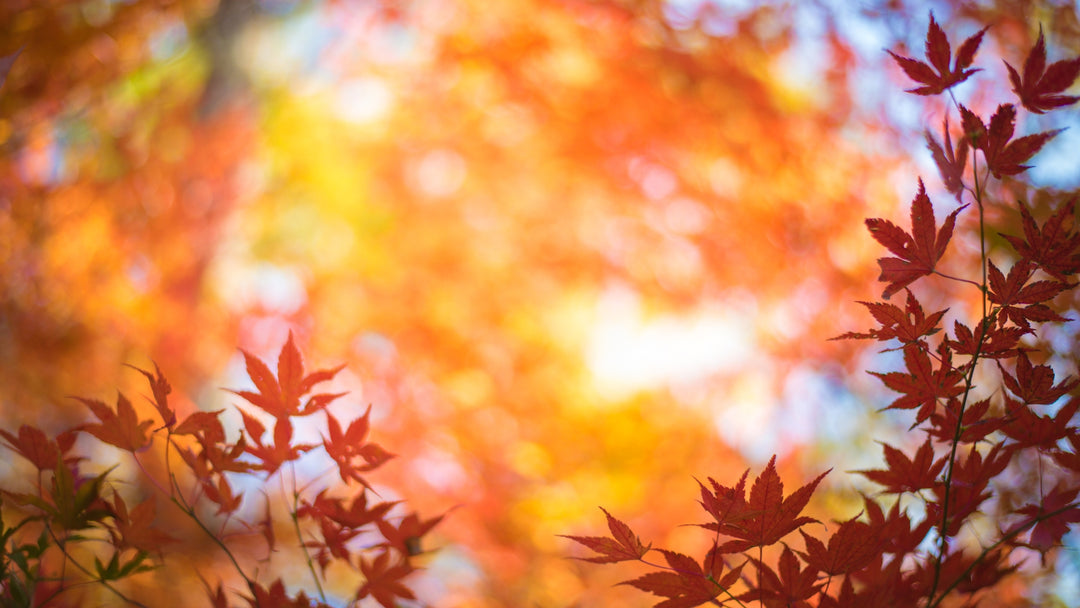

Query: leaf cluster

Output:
[0, 333, 441, 608]
[566, 12, 1080, 607]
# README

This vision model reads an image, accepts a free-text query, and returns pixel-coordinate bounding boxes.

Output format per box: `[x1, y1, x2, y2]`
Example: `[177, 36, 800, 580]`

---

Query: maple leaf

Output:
[109, 494, 177, 554]
[698, 456, 827, 553]
[1011, 483, 1080, 564]
[866, 179, 965, 299]
[562, 507, 651, 563]
[832, 290, 946, 343]
[172, 410, 226, 444]
[960, 103, 1061, 178]
[794, 509, 894, 574]
[621, 549, 742, 608]
[745, 546, 820, 607]
[948, 319, 1027, 359]
[323, 407, 395, 488]
[357, 551, 416, 608]
[307, 517, 362, 569]
[201, 474, 243, 515]
[127, 362, 176, 429]
[1001, 396, 1079, 450]
[74, 393, 154, 453]
[1004, 26, 1080, 114]
[229, 331, 347, 420]
[987, 259, 1072, 329]
[886, 13, 987, 95]
[0, 425, 78, 471]
[377, 511, 445, 557]
[925, 116, 969, 197]
[299, 490, 398, 531]
[240, 410, 313, 475]
[928, 443, 1011, 536]
[870, 342, 966, 425]
[1053, 434, 1080, 473]
[927, 398, 1006, 444]
[999, 352, 1078, 405]
[1002, 199, 1080, 281]
[179, 432, 252, 480]
[246, 579, 333, 608]
[872, 499, 935, 557]
[856, 438, 945, 495]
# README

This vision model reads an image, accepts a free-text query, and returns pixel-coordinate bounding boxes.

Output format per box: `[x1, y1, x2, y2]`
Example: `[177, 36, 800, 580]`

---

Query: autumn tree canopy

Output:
[2, 0, 1080, 605]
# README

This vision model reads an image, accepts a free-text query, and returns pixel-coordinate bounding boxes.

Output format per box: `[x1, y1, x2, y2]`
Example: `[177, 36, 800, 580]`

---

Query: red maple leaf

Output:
[562, 507, 651, 563]
[377, 511, 445, 557]
[323, 407, 395, 488]
[200, 473, 243, 515]
[109, 494, 177, 553]
[870, 342, 967, 425]
[987, 259, 1072, 329]
[948, 319, 1026, 359]
[239, 410, 313, 475]
[698, 456, 827, 553]
[0, 425, 78, 471]
[357, 551, 416, 608]
[172, 410, 226, 444]
[865, 179, 965, 299]
[1005, 26, 1080, 114]
[246, 579, 332, 608]
[300, 490, 398, 528]
[1001, 396, 1079, 449]
[832, 290, 946, 344]
[1001, 199, 1080, 281]
[928, 444, 1011, 536]
[887, 13, 987, 95]
[74, 394, 154, 453]
[745, 546, 820, 607]
[1053, 433, 1080, 473]
[621, 549, 742, 608]
[229, 331, 346, 420]
[1012, 483, 1080, 563]
[959, 104, 1061, 178]
[999, 352, 1078, 405]
[307, 517, 362, 569]
[927, 398, 1006, 445]
[857, 438, 946, 495]
[925, 116, 969, 197]
[127, 362, 176, 429]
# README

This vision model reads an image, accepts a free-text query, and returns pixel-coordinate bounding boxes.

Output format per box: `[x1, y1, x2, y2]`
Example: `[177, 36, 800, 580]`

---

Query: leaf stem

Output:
[927, 144, 991, 608]
[931, 270, 982, 290]
[285, 461, 326, 602]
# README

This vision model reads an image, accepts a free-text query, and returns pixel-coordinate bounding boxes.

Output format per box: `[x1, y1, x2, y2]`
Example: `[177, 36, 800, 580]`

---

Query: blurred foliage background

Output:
[2, 0, 1080, 605]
